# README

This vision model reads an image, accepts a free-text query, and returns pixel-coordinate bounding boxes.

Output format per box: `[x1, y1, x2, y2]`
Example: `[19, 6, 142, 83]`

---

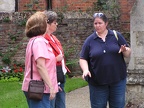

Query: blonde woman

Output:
[22, 11, 59, 108]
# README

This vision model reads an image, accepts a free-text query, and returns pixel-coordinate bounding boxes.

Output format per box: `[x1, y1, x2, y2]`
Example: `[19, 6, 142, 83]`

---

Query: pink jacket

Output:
[22, 36, 58, 93]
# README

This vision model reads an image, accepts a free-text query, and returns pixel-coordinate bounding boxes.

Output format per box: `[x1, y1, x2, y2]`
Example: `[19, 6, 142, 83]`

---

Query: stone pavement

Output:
[66, 86, 144, 108]
[66, 86, 91, 108]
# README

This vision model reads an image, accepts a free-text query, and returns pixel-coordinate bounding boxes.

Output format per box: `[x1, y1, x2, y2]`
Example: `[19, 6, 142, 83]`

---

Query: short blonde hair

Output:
[25, 11, 47, 38]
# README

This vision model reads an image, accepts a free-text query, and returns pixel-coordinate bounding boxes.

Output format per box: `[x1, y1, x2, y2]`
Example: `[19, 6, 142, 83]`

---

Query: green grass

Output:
[65, 77, 88, 92]
[0, 81, 28, 108]
[0, 76, 88, 108]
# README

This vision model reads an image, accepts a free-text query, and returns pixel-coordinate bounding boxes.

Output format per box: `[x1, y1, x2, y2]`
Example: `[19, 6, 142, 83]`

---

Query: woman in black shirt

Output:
[79, 12, 131, 108]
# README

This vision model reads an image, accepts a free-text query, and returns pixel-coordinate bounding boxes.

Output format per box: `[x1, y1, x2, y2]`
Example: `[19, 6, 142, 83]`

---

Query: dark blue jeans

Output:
[89, 78, 126, 108]
[24, 91, 50, 108]
[50, 77, 66, 108]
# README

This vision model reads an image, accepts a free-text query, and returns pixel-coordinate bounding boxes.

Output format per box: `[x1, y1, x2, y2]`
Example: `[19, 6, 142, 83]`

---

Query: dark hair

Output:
[93, 12, 108, 23]
[25, 12, 47, 38]
[43, 10, 58, 24]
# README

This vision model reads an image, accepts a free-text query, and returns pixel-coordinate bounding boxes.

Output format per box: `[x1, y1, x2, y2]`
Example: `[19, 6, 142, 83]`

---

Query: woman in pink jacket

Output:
[22, 11, 61, 108]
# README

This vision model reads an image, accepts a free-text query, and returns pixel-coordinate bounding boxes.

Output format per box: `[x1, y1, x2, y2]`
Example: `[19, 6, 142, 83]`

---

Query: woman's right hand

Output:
[82, 70, 91, 80]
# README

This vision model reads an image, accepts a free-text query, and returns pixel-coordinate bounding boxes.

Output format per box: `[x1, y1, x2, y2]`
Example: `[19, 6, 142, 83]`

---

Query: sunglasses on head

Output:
[93, 13, 104, 18]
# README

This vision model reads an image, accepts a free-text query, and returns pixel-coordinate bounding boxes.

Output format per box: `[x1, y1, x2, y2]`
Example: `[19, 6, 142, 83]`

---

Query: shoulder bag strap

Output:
[113, 30, 118, 40]
[30, 38, 36, 79]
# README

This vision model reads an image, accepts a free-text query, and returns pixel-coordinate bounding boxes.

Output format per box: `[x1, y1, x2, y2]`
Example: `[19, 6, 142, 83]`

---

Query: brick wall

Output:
[18, 0, 97, 11]
[18, 0, 47, 11]
[17, 0, 136, 32]
[0, 12, 124, 76]
[0, 0, 137, 76]
[53, 0, 97, 11]
[118, 0, 136, 32]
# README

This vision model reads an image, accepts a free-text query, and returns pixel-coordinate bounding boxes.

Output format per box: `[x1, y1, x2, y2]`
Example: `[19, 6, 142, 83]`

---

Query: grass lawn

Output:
[0, 76, 88, 108]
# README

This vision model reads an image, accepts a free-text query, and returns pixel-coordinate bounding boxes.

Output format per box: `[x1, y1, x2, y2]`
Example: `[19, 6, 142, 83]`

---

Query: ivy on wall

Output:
[24, 0, 42, 11]
[53, 0, 121, 25]
[0, 26, 26, 66]
[0, 0, 127, 77]
[92, 0, 120, 19]
[0, 25, 26, 81]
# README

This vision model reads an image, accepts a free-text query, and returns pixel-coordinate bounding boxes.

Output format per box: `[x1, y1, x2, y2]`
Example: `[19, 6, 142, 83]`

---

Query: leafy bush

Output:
[64, 46, 78, 73]
[0, 65, 24, 81]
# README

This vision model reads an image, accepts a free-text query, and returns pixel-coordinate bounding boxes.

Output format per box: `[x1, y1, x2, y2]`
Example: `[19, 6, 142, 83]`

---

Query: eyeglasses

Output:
[47, 19, 58, 24]
[47, 20, 58, 25]
[93, 13, 104, 18]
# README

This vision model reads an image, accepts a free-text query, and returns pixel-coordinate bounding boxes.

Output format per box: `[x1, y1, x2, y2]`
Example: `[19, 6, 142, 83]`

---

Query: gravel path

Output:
[66, 86, 91, 108]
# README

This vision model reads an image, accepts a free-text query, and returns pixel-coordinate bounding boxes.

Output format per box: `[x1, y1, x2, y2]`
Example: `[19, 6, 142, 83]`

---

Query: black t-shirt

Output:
[80, 29, 128, 85]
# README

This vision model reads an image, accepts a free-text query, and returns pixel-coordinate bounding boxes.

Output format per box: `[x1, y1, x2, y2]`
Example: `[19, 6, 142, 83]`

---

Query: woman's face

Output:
[93, 17, 108, 34]
[47, 20, 58, 33]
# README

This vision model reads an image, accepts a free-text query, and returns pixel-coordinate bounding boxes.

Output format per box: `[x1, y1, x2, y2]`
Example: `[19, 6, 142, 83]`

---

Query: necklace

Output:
[96, 30, 108, 42]
[96, 30, 108, 54]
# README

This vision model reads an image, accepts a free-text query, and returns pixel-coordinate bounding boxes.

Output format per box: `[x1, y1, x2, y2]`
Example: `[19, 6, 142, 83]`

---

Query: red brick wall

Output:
[53, 0, 97, 11]
[18, 0, 97, 11]
[18, 0, 136, 14]
[118, 0, 136, 32]
[17, 0, 136, 32]
[18, 0, 47, 11]
[0, 0, 137, 75]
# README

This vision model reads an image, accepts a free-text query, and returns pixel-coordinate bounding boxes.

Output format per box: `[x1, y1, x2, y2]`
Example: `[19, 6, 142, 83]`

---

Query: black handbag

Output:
[56, 66, 64, 83]
[28, 39, 45, 101]
[49, 40, 65, 83]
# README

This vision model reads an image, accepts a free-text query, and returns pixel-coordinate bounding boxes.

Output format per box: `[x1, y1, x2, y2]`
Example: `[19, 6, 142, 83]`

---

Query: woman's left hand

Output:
[58, 86, 62, 91]
[118, 44, 129, 53]
[118, 44, 131, 58]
